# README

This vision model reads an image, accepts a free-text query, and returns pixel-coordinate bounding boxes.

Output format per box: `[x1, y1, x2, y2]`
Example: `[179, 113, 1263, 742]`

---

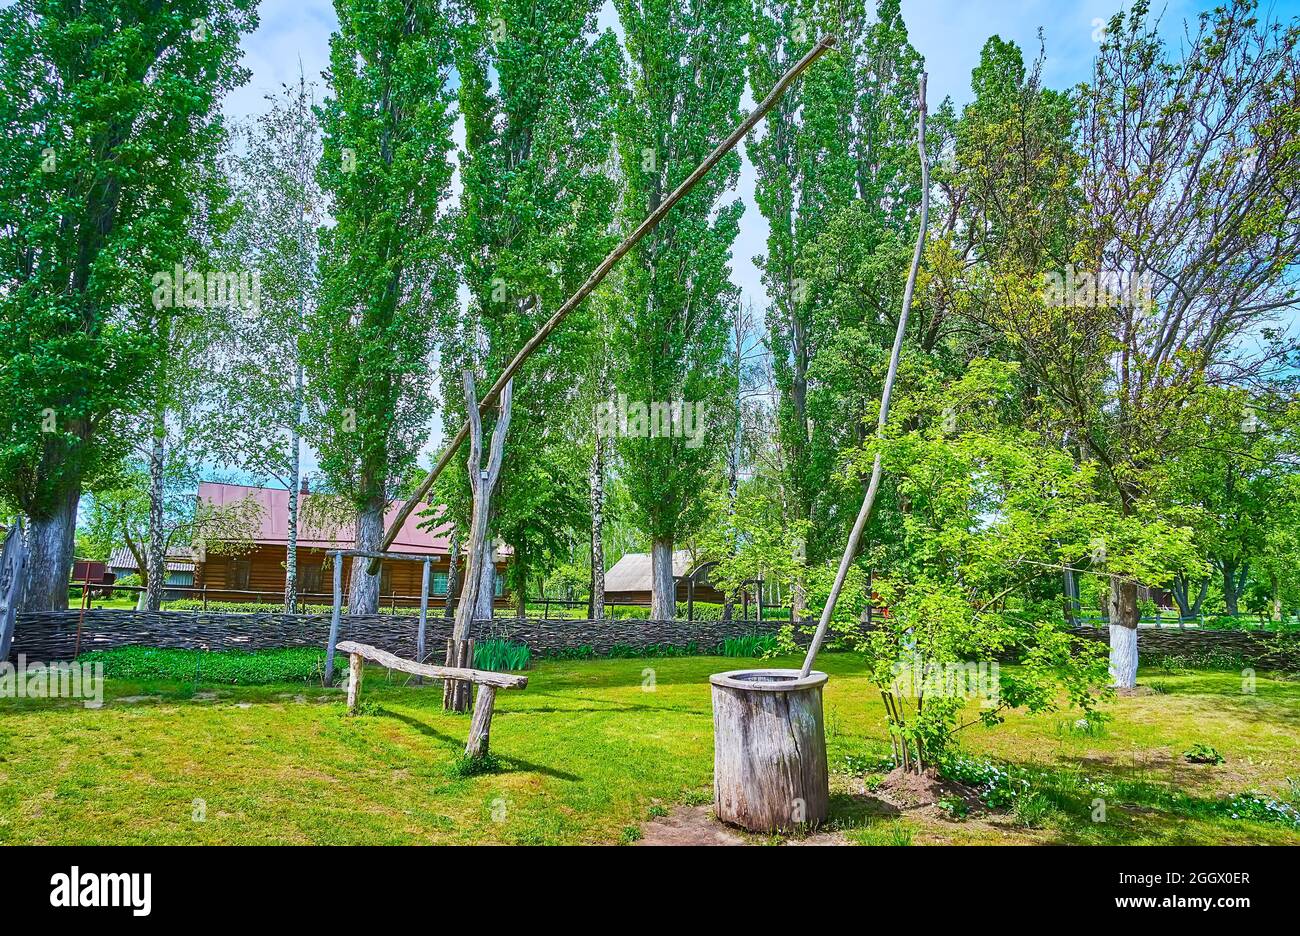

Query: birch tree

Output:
[211, 74, 323, 610]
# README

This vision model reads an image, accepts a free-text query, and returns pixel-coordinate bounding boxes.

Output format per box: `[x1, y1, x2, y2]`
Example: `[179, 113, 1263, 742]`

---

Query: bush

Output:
[77, 646, 326, 684]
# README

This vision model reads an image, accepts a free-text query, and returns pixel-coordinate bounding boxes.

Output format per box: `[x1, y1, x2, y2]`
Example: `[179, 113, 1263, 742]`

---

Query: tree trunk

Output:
[589, 436, 605, 621]
[348, 496, 384, 614]
[145, 427, 166, 612]
[475, 537, 496, 624]
[651, 536, 675, 620]
[1270, 573, 1281, 622]
[1108, 576, 1139, 689]
[452, 371, 512, 645]
[284, 390, 302, 612]
[711, 669, 829, 832]
[1220, 560, 1246, 617]
[19, 483, 80, 612]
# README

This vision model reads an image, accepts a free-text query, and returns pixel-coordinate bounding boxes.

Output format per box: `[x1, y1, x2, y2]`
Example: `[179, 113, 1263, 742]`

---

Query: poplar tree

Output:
[305, 0, 459, 614]
[444, 0, 621, 616]
[613, 0, 747, 619]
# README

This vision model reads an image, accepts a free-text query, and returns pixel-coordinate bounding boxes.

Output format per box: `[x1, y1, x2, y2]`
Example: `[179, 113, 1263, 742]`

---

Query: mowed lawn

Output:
[1, 653, 1298, 845]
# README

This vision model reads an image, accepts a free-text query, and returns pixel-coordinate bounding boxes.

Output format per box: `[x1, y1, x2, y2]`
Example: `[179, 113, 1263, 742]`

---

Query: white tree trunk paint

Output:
[1109, 624, 1138, 689]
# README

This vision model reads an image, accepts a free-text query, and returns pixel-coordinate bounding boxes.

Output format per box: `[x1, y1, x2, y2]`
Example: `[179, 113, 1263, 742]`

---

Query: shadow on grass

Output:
[379, 708, 582, 782]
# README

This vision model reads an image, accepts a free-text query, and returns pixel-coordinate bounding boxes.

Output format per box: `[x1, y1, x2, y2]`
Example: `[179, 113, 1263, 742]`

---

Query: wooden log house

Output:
[191, 481, 510, 608]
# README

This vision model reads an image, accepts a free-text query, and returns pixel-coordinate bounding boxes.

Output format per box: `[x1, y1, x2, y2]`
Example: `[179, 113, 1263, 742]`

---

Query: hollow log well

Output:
[710, 670, 830, 832]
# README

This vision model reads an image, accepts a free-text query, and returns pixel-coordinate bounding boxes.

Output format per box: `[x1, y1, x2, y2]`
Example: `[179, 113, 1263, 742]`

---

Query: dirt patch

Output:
[636, 806, 847, 846]
[1115, 685, 1157, 697]
[875, 767, 982, 812]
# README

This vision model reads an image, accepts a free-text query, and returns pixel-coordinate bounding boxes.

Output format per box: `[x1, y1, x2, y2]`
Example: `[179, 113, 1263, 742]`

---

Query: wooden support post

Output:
[346, 651, 364, 714]
[465, 684, 498, 758]
[443, 637, 476, 711]
[324, 551, 344, 686]
[417, 557, 431, 680]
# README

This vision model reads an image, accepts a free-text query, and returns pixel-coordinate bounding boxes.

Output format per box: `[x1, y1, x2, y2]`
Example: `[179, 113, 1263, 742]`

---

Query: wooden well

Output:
[710, 668, 830, 832]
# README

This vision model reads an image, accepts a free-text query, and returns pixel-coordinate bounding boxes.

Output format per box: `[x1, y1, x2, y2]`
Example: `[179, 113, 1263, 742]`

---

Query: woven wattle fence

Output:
[10, 610, 781, 661]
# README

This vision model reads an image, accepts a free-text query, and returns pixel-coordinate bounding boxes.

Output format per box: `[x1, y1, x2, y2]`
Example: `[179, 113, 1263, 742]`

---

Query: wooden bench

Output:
[335, 640, 528, 758]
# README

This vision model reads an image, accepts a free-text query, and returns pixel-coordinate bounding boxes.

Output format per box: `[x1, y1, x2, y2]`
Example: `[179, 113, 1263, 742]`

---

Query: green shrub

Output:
[1184, 743, 1225, 765]
[473, 639, 531, 672]
[77, 646, 326, 684]
[1013, 792, 1055, 828]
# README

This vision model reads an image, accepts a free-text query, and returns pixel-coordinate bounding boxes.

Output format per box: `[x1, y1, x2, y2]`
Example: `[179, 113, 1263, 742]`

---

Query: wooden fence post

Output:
[417, 558, 430, 682]
[346, 651, 364, 714]
[324, 552, 344, 686]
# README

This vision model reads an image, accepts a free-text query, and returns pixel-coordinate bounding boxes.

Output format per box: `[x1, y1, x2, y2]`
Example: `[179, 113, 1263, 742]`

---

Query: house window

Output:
[380, 565, 393, 596]
[229, 557, 251, 591]
[494, 570, 504, 597]
[300, 562, 322, 596]
[432, 570, 450, 596]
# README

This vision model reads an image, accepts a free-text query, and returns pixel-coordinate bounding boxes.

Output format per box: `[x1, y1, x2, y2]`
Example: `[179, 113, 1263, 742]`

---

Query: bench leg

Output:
[465, 685, 497, 758]
[346, 652, 364, 715]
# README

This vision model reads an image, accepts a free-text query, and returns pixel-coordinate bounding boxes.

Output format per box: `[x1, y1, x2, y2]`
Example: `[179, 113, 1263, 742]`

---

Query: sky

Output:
[220, 0, 1300, 481]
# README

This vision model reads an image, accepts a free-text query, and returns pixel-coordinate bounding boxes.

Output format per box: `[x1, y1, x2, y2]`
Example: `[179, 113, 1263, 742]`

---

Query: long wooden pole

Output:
[368, 34, 839, 575]
[800, 72, 929, 678]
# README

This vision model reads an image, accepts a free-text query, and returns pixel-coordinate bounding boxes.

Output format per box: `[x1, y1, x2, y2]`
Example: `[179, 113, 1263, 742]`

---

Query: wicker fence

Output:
[10, 609, 783, 662]
[10, 611, 1295, 670]
[1068, 624, 1297, 670]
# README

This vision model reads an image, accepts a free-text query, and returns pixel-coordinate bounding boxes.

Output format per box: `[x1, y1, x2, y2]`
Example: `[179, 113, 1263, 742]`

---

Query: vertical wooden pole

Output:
[465, 684, 497, 758]
[346, 651, 364, 714]
[418, 557, 431, 669]
[324, 551, 344, 685]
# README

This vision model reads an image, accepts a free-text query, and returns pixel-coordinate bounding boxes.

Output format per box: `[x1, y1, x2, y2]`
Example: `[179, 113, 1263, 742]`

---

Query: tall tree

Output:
[613, 0, 747, 619]
[1018, 0, 1300, 687]
[0, 0, 258, 610]
[445, 0, 621, 616]
[305, 0, 459, 614]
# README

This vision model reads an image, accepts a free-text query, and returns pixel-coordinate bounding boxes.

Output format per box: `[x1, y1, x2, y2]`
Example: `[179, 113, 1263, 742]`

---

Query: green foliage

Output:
[442, 0, 624, 596]
[450, 752, 502, 778]
[1012, 792, 1055, 829]
[305, 0, 458, 525]
[77, 647, 325, 685]
[1184, 743, 1225, 766]
[0, 0, 258, 519]
[720, 634, 779, 658]
[611, 0, 747, 555]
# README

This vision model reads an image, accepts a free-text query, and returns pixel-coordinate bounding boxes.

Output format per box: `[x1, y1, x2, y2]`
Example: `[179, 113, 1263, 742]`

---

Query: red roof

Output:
[197, 482, 452, 555]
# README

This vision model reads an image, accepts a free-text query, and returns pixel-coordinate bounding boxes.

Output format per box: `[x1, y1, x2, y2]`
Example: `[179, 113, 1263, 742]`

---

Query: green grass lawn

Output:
[1, 652, 1298, 845]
